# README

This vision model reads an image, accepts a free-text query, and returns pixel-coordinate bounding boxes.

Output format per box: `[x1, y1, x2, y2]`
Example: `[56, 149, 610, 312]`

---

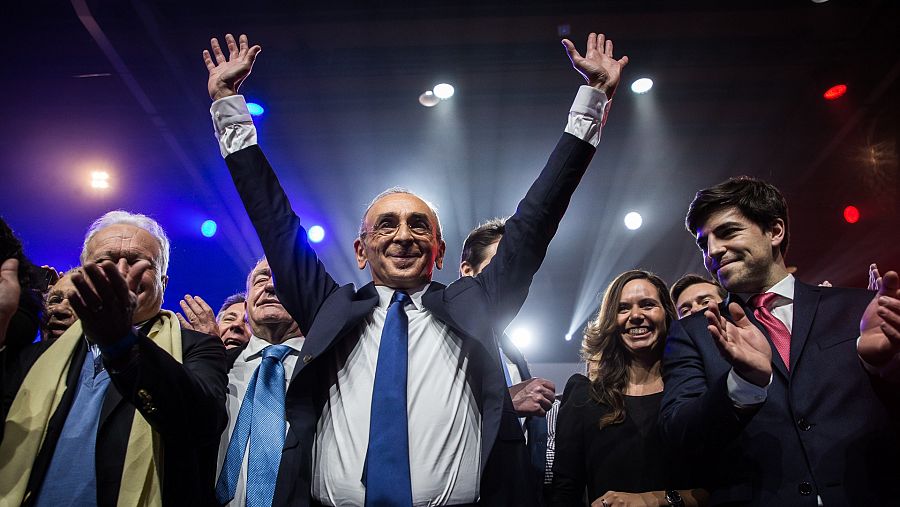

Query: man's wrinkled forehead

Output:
[364, 193, 439, 228]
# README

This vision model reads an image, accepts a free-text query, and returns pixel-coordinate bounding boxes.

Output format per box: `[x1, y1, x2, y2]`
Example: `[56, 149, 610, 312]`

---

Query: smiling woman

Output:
[552, 270, 709, 507]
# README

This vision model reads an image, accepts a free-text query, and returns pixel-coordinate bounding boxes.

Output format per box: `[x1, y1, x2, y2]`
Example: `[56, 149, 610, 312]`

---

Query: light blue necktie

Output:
[216, 344, 292, 506]
[499, 347, 514, 387]
[364, 291, 413, 506]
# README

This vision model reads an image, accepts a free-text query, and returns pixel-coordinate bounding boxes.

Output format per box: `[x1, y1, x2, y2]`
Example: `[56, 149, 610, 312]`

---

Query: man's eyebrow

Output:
[372, 212, 399, 222]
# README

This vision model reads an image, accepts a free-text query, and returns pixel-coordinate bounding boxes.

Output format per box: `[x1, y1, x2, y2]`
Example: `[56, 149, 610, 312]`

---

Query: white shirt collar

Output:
[738, 273, 795, 304]
[374, 283, 429, 311]
[243, 334, 305, 360]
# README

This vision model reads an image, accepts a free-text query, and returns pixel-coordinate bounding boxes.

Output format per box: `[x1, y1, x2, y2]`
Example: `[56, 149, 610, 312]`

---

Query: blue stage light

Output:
[308, 225, 325, 243]
[247, 102, 265, 116]
[201, 220, 218, 237]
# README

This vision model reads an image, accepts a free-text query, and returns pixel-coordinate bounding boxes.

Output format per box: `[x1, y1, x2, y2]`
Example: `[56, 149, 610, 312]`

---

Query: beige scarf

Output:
[0, 310, 182, 507]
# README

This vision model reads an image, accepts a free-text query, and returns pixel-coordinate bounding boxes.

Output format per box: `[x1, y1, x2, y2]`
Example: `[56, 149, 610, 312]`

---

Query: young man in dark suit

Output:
[202, 32, 628, 505]
[661, 176, 900, 505]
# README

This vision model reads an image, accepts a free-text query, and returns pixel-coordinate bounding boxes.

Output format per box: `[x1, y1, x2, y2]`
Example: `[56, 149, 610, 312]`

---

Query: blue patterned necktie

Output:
[364, 291, 413, 506]
[216, 343, 292, 506]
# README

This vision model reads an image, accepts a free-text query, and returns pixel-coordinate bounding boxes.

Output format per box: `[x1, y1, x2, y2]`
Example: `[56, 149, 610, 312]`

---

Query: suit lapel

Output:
[290, 282, 379, 383]
[788, 281, 820, 372]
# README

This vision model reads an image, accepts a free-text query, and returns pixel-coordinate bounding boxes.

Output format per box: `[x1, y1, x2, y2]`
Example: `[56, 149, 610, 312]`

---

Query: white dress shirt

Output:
[216, 334, 305, 507]
[210, 85, 609, 506]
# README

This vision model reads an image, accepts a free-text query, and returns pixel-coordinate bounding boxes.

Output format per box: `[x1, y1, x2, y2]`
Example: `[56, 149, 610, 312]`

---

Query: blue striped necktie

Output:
[364, 291, 413, 506]
[216, 343, 292, 506]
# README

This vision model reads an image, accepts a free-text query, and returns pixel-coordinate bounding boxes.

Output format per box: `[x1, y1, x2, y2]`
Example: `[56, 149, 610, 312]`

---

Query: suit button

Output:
[797, 417, 811, 431]
[303, 354, 313, 364]
[798, 482, 813, 496]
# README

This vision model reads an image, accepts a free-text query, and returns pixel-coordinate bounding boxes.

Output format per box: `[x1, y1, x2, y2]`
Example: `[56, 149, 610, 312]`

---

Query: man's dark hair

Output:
[217, 292, 247, 320]
[670, 274, 727, 303]
[460, 218, 507, 267]
[685, 176, 790, 255]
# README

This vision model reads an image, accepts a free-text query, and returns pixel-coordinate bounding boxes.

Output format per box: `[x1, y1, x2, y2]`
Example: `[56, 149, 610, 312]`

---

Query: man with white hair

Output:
[0, 210, 228, 506]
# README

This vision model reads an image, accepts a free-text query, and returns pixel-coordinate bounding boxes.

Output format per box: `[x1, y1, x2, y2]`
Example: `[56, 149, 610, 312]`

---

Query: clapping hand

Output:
[203, 33, 262, 101]
[859, 270, 900, 370]
[562, 33, 629, 97]
[508, 377, 556, 417]
[68, 260, 149, 348]
[177, 294, 219, 337]
[706, 301, 772, 387]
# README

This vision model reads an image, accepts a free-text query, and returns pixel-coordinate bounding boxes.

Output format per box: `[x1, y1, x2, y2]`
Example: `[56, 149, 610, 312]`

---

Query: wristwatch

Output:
[665, 490, 685, 507]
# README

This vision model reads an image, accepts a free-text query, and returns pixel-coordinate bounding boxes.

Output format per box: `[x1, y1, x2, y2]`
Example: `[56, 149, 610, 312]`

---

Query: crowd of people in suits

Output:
[0, 30, 899, 507]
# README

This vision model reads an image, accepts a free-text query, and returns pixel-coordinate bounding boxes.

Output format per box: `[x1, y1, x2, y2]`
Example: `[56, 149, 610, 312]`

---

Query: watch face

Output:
[665, 490, 684, 506]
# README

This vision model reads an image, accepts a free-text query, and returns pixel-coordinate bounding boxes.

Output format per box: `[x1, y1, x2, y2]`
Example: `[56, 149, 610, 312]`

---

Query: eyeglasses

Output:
[362, 219, 435, 239]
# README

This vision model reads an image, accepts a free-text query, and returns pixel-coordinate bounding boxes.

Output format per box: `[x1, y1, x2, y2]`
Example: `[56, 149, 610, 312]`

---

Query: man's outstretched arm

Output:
[202, 34, 339, 336]
[477, 33, 627, 326]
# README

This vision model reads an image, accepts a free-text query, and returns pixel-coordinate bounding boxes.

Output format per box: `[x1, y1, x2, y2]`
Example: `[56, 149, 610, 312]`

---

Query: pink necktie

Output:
[749, 292, 791, 371]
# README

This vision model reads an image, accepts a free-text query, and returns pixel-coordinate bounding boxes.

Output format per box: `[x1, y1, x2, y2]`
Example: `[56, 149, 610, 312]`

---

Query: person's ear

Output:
[354, 238, 368, 270]
[434, 239, 446, 270]
[460, 261, 476, 277]
[769, 218, 786, 251]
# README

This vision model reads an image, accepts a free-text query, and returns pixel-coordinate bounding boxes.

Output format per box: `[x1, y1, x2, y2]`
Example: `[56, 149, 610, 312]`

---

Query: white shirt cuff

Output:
[210, 95, 257, 158]
[564, 86, 610, 147]
[727, 368, 771, 407]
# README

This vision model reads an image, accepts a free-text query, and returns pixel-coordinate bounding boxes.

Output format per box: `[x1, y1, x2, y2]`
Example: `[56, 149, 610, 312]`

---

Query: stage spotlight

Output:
[630, 78, 653, 94]
[624, 211, 643, 230]
[201, 219, 218, 237]
[247, 102, 265, 116]
[90, 171, 110, 189]
[564, 332, 573, 342]
[433, 83, 455, 100]
[418, 91, 439, 107]
[823, 84, 847, 101]
[308, 225, 325, 243]
[510, 327, 533, 349]
[843, 205, 860, 224]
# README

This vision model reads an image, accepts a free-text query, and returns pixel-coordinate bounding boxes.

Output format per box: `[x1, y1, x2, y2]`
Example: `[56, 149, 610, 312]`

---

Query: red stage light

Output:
[824, 84, 847, 100]
[843, 205, 860, 224]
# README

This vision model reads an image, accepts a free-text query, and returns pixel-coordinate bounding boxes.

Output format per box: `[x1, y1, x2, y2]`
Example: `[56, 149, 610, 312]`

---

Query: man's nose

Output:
[392, 222, 414, 242]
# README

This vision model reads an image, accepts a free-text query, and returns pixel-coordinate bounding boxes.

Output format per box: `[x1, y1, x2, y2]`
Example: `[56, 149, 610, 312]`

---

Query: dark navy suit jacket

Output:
[499, 333, 550, 497]
[224, 132, 595, 506]
[660, 282, 900, 506]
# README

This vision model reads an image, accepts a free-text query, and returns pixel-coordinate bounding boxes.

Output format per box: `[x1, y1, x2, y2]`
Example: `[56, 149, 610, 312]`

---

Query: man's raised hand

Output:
[203, 33, 262, 101]
[706, 301, 772, 387]
[562, 32, 629, 97]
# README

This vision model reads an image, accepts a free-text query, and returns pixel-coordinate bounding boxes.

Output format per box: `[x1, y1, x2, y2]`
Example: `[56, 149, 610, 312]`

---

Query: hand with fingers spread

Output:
[177, 294, 219, 337]
[858, 270, 900, 369]
[68, 260, 151, 348]
[508, 377, 556, 417]
[203, 33, 262, 101]
[562, 32, 630, 97]
[0, 258, 21, 346]
[706, 301, 772, 387]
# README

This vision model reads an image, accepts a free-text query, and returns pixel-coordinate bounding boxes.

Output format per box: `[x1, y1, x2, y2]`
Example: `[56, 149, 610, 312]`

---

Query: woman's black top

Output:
[551, 373, 688, 506]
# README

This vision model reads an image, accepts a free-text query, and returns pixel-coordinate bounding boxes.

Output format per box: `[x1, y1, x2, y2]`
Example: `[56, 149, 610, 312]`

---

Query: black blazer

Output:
[224, 132, 596, 506]
[0, 324, 228, 507]
[660, 282, 900, 506]
[499, 333, 550, 495]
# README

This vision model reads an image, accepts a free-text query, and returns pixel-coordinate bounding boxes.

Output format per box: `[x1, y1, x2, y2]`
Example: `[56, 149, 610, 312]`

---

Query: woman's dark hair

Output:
[581, 270, 676, 429]
[685, 176, 790, 255]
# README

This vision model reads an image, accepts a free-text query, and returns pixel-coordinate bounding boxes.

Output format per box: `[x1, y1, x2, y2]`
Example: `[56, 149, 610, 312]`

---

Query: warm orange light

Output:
[824, 84, 847, 100]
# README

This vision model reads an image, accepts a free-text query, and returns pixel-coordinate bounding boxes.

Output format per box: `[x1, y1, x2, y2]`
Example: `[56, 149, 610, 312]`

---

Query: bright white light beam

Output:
[624, 211, 643, 230]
